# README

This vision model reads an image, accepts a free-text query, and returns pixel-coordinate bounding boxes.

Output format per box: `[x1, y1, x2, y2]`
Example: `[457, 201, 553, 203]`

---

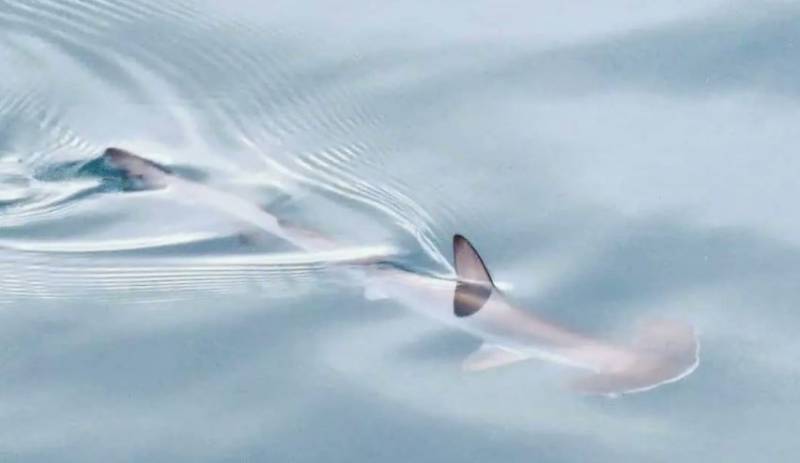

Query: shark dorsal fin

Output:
[453, 234, 495, 317]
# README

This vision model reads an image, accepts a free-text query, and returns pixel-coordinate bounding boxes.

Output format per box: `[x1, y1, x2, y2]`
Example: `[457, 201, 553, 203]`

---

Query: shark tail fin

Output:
[102, 147, 171, 189]
[452, 234, 496, 318]
[571, 319, 700, 397]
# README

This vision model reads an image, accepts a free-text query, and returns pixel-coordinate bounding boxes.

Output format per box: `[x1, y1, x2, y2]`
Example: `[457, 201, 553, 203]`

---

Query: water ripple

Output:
[0, 0, 454, 302]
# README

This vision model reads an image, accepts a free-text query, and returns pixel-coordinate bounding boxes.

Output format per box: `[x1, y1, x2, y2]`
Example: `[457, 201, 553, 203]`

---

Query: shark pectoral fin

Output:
[462, 343, 529, 372]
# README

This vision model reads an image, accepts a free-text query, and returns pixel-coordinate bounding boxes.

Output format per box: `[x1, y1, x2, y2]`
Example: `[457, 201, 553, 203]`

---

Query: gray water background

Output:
[1, 0, 799, 461]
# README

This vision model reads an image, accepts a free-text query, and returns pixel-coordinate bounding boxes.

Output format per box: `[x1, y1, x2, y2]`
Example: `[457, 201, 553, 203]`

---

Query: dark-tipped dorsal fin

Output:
[453, 234, 495, 317]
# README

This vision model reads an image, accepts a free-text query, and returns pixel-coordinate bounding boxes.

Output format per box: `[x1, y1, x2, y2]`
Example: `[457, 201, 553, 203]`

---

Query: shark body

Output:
[103, 147, 699, 396]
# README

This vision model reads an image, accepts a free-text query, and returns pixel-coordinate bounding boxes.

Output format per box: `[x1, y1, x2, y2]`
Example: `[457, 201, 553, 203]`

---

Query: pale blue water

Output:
[1, 1, 800, 461]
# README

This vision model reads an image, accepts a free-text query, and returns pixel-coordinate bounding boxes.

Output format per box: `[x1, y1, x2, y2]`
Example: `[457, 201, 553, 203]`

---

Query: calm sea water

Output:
[1, 1, 800, 461]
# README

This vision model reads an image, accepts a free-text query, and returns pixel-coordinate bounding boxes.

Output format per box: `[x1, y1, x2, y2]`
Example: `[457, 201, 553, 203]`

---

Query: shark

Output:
[101, 147, 700, 396]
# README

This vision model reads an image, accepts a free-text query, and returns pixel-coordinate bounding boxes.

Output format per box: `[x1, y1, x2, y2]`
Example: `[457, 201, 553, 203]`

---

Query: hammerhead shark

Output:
[102, 147, 700, 396]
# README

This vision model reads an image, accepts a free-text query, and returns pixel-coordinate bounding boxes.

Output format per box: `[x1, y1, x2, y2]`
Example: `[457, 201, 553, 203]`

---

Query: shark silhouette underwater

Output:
[100, 147, 700, 396]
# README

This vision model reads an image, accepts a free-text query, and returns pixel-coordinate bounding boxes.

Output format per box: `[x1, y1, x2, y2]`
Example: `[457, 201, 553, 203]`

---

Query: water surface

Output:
[1, 1, 799, 461]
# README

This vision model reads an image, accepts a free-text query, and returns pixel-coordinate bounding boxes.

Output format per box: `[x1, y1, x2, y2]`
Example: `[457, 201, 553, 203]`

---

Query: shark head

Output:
[102, 147, 172, 189]
[570, 318, 700, 396]
[452, 234, 700, 396]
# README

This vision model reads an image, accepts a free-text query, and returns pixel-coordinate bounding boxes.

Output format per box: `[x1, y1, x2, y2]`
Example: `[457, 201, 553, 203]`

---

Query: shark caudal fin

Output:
[452, 234, 496, 318]
[102, 147, 172, 189]
[571, 319, 700, 396]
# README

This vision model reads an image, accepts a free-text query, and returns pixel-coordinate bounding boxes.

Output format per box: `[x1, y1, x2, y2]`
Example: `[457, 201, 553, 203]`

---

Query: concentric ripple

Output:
[0, 0, 453, 302]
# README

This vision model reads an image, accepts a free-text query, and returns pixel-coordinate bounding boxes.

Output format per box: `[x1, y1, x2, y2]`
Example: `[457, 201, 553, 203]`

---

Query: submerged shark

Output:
[102, 147, 699, 396]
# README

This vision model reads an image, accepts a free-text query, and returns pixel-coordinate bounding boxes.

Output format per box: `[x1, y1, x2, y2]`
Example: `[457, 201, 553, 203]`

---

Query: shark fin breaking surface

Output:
[103, 147, 171, 174]
[453, 234, 495, 318]
[102, 147, 172, 189]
